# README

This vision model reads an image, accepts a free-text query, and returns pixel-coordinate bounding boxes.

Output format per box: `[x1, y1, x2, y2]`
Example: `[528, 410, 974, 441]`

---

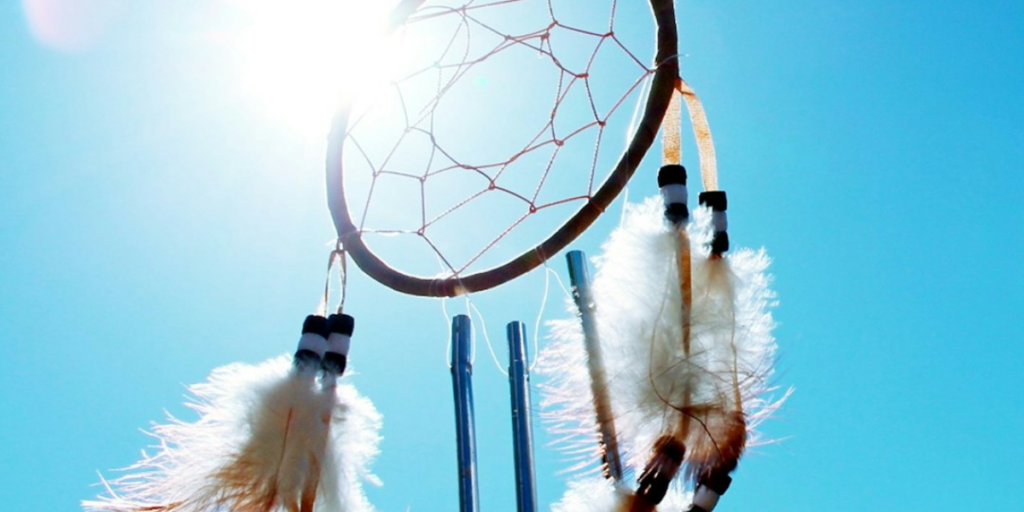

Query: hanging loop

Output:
[662, 76, 719, 192]
[318, 243, 348, 316]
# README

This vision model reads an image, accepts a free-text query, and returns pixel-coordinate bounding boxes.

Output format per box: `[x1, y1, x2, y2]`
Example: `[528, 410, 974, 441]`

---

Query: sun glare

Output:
[234, 0, 400, 136]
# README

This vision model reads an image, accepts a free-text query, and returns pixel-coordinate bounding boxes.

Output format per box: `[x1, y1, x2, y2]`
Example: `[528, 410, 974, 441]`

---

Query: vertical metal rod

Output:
[450, 315, 479, 512]
[506, 321, 538, 512]
[566, 250, 624, 482]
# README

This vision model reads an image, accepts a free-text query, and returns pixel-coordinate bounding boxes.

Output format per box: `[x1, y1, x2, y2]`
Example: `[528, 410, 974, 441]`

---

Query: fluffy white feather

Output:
[316, 377, 383, 512]
[536, 317, 609, 475]
[539, 196, 786, 490]
[83, 356, 382, 512]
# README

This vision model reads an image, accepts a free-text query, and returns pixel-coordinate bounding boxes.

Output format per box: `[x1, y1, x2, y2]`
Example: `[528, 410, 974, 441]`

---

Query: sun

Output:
[233, 0, 402, 136]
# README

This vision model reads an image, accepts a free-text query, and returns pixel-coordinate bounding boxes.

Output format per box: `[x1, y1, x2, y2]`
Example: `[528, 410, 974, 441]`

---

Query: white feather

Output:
[539, 196, 786, 487]
[84, 355, 383, 512]
[316, 379, 383, 512]
[536, 317, 609, 475]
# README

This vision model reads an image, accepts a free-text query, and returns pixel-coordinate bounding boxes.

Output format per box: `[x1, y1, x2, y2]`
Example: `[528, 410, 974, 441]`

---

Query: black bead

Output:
[635, 436, 685, 505]
[700, 472, 733, 495]
[322, 352, 348, 376]
[664, 203, 689, 225]
[293, 348, 322, 369]
[658, 164, 688, 187]
[328, 313, 355, 336]
[699, 190, 728, 211]
[710, 231, 730, 255]
[302, 315, 330, 338]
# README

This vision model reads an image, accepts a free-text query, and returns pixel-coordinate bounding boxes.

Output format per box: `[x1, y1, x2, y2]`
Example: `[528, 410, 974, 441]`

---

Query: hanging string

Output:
[530, 265, 553, 373]
[467, 298, 508, 377]
[662, 75, 683, 166]
[336, 246, 348, 314]
[318, 242, 348, 317]
[442, 296, 454, 370]
[678, 77, 719, 191]
[661, 76, 719, 191]
[531, 265, 573, 372]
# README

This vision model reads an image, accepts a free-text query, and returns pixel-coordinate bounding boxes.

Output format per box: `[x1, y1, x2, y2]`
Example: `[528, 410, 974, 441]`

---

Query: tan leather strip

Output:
[662, 77, 683, 166]
[677, 77, 719, 191]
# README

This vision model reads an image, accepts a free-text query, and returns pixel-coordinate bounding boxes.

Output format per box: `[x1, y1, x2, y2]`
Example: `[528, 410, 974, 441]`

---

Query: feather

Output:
[536, 316, 610, 476]
[315, 313, 383, 512]
[314, 382, 382, 512]
[83, 354, 321, 512]
[539, 195, 786, 508]
[210, 352, 329, 512]
[84, 315, 382, 512]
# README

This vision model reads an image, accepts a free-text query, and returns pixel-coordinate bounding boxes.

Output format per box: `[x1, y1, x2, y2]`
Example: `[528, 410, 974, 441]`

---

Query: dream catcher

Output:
[85, 1, 783, 511]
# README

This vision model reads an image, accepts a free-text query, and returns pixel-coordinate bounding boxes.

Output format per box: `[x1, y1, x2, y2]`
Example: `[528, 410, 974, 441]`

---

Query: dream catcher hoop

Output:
[326, 0, 679, 297]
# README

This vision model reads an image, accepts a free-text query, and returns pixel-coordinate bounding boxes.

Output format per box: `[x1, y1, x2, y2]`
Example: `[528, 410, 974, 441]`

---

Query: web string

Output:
[342, 0, 657, 279]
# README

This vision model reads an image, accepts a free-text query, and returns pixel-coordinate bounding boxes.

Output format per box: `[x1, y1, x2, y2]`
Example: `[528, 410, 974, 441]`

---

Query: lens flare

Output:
[22, 0, 126, 52]
[233, 0, 402, 135]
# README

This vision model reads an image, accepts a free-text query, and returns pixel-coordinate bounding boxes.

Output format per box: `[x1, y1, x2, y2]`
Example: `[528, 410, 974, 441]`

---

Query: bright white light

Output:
[233, 0, 400, 136]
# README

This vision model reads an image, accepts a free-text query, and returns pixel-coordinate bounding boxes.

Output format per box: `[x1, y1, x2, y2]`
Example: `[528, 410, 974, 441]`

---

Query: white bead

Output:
[297, 332, 328, 357]
[711, 210, 728, 232]
[660, 183, 688, 205]
[327, 333, 352, 356]
[692, 485, 721, 511]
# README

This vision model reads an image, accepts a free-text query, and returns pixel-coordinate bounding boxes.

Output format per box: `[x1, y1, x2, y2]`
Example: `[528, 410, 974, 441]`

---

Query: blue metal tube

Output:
[506, 321, 537, 512]
[450, 315, 479, 512]
[566, 250, 624, 482]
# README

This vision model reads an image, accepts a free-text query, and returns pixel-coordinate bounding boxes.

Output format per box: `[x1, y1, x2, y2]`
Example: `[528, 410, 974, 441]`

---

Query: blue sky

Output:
[2, 1, 1023, 511]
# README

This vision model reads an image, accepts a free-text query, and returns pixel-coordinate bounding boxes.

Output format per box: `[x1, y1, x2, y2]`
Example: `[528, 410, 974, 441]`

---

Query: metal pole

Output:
[450, 315, 479, 512]
[506, 321, 537, 512]
[566, 250, 624, 482]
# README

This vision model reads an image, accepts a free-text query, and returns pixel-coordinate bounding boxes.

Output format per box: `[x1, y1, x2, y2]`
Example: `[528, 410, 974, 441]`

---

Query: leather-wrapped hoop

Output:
[325, 0, 679, 297]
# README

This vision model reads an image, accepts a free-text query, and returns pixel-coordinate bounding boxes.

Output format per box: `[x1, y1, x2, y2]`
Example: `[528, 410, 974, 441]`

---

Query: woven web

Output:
[340, 0, 657, 281]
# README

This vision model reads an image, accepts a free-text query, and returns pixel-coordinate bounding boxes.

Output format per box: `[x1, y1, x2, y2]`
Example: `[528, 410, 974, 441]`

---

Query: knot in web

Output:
[328, 0, 677, 296]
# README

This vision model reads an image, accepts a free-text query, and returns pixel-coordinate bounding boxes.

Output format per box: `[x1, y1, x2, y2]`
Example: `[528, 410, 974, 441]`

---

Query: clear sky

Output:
[2, 1, 1023, 512]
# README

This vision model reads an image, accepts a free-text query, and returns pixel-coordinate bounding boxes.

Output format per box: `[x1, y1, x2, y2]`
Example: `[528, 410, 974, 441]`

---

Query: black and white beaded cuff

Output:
[659, 164, 689, 225]
[699, 191, 730, 254]
[323, 313, 355, 376]
[294, 314, 330, 367]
